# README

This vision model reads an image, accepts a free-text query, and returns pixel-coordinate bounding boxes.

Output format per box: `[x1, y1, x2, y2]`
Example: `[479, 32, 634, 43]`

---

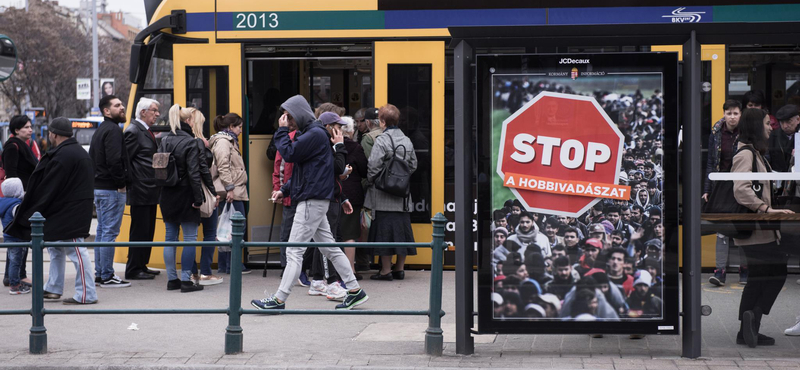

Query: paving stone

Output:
[676, 366, 709, 370]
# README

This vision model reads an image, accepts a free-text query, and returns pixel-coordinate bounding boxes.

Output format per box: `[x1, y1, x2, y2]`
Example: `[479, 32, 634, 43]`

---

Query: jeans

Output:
[192, 208, 218, 276]
[44, 238, 97, 303]
[163, 221, 199, 282]
[276, 199, 359, 302]
[715, 233, 748, 272]
[93, 189, 126, 280]
[5, 236, 25, 286]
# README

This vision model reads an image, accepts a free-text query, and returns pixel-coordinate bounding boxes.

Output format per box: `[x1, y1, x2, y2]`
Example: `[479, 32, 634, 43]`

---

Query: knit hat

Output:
[1, 178, 24, 199]
[644, 239, 662, 251]
[493, 228, 508, 237]
[49, 117, 73, 137]
[600, 220, 615, 235]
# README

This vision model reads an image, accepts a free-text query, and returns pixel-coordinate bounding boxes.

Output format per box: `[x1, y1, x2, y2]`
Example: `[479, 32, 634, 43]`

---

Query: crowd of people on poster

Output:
[489, 73, 666, 321]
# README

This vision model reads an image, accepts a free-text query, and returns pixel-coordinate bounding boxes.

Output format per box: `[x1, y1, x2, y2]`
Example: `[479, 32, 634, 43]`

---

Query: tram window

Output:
[388, 64, 432, 223]
[361, 76, 373, 108]
[248, 60, 300, 135]
[143, 57, 173, 90]
[313, 76, 331, 107]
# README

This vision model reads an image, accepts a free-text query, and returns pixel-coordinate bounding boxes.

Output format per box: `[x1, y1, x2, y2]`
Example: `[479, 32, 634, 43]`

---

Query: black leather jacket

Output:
[124, 120, 161, 205]
[158, 125, 204, 223]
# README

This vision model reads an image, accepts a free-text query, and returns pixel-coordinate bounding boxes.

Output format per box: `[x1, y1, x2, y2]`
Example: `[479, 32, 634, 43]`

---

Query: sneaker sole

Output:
[308, 290, 327, 296]
[199, 280, 224, 286]
[99, 283, 132, 288]
[336, 295, 369, 310]
[326, 294, 346, 301]
[297, 280, 310, 287]
[9, 290, 30, 295]
[708, 277, 724, 286]
[251, 301, 284, 310]
[785, 330, 800, 336]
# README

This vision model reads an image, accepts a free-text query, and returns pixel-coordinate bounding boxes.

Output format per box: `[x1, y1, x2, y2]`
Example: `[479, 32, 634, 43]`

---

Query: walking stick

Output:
[263, 200, 278, 277]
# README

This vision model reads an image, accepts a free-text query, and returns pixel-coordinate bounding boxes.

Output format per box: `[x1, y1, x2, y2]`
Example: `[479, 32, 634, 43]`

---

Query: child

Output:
[1, 178, 26, 294]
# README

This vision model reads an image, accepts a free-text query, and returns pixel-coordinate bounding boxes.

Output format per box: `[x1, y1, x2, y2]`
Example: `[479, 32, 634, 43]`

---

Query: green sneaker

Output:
[335, 289, 368, 310]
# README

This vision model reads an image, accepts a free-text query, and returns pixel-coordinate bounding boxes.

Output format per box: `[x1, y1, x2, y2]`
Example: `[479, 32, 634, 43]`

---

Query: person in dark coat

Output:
[89, 95, 130, 288]
[159, 104, 205, 293]
[251, 95, 366, 310]
[767, 104, 799, 173]
[340, 116, 368, 278]
[3, 115, 38, 189]
[2, 115, 37, 288]
[124, 97, 162, 280]
[6, 117, 97, 304]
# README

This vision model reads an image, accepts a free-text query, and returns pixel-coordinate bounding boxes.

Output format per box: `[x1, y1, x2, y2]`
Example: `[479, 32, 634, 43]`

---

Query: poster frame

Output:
[475, 52, 680, 335]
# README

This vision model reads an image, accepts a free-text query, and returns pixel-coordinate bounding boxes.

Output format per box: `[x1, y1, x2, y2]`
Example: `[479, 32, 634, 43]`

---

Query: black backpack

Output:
[374, 134, 412, 198]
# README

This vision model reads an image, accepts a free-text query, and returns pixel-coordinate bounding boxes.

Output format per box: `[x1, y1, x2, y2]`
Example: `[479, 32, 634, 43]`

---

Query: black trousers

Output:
[738, 241, 788, 321]
[125, 204, 157, 278]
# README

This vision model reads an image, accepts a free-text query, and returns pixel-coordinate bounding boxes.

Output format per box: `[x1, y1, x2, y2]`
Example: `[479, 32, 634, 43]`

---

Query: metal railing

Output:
[1, 211, 448, 356]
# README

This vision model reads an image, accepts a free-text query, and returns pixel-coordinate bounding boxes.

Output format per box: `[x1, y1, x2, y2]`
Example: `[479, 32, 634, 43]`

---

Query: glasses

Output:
[147, 108, 159, 113]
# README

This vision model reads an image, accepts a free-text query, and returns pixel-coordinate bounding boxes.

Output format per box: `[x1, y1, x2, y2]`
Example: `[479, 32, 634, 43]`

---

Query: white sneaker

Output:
[785, 316, 800, 336]
[796, 278, 800, 285]
[199, 274, 223, 286]
[308, 280, 327, 296]
[326, 281, 347, 301]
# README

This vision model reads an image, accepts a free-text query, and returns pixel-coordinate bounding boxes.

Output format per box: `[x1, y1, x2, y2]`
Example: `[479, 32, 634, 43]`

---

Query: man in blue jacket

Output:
[251, 95, 367, 310]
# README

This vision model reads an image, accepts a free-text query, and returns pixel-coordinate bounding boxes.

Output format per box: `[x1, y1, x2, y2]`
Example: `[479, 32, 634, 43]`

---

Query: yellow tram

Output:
[118, 0, 800, 269]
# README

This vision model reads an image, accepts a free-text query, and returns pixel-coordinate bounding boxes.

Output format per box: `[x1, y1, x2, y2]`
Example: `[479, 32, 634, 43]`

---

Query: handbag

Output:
[199, 185, 216, 218]
[374, 134, 412, 198]
[217, 202, 234, 251]
[703, 145, 763, 239]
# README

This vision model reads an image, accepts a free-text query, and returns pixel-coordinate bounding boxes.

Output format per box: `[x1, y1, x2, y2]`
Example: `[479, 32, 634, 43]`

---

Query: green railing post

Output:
[29, 212, 47, 354]
[425, 213, 447, 356]
[225, 211, 246, 354]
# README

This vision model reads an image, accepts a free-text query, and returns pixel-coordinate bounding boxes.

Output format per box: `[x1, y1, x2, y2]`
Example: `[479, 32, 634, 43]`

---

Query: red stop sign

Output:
[496, 92, 627, 217]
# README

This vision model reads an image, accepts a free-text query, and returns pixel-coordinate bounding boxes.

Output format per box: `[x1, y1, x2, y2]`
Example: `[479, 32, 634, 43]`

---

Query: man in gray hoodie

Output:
[251, 96, 367, 310]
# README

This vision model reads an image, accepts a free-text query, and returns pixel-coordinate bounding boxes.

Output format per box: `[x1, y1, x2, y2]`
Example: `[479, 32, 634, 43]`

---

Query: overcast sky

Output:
[0, 0, 147, 27]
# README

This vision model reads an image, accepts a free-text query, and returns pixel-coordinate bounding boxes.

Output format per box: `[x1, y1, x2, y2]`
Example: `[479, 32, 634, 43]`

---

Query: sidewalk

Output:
[2, 250, 800, 369]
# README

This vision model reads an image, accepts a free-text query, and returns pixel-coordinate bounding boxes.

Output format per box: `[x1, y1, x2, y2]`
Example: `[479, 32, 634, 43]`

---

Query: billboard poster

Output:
[476, 53, 679, 334]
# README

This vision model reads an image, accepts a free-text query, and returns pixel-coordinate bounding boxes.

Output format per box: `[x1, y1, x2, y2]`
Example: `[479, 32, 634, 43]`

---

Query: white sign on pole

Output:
[76, 78, 91, 100]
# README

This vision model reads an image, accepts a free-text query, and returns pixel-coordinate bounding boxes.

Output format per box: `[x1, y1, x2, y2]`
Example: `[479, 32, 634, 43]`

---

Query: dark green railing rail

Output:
[1, 211, 448, 356]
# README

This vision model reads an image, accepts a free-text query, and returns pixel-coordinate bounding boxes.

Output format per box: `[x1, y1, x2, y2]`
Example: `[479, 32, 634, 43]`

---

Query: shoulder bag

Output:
[703, 145, 763, 239]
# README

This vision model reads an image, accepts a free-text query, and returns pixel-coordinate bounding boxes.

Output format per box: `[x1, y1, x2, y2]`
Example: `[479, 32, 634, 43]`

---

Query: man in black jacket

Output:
[7, 117, 97, 304]
[89, 95, 131, 288]
[767, 104, 799, 173]
[124, 97, 162, 280]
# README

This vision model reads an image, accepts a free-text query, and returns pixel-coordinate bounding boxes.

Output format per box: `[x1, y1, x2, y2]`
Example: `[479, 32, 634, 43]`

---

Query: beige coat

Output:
[209, 132, 249, 201]
[732, 143, 778, 246]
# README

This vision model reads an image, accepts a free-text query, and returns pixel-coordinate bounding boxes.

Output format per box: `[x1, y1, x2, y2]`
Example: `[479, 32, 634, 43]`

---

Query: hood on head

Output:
[281, 95, 316, 131]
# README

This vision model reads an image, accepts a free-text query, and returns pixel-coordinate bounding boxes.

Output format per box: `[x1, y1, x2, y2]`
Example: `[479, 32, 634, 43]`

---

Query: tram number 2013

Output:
[235, 13, 279, 30]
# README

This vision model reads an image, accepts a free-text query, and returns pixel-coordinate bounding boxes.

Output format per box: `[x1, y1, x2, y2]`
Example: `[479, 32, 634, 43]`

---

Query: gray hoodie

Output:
[281, 95, 316, 132]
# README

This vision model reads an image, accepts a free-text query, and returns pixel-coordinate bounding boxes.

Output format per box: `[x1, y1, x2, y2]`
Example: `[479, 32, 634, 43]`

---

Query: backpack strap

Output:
[735, 145, 765, 198]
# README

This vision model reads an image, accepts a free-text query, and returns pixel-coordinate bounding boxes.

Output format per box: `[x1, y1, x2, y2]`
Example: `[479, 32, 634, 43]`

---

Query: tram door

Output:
[373, 41, 445, 266]
[245, 55, 372, 266]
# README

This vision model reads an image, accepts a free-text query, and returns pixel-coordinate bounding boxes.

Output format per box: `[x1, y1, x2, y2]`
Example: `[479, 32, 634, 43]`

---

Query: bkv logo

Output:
[662, 7, 706, 23]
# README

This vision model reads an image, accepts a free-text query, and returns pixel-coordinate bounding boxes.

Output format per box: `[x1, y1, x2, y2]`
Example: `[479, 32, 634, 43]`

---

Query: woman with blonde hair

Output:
[159, 104, 206, 293]
[187, 109, 223, 286]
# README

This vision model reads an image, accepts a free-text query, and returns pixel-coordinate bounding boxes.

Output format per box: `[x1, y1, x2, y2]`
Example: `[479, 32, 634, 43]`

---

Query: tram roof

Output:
[448, 22, 800, 49]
